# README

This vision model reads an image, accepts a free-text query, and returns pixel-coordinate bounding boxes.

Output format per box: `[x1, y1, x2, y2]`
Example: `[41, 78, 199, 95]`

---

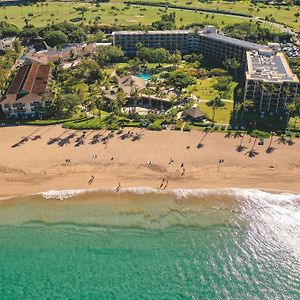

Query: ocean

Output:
[0, 188, 299, 299]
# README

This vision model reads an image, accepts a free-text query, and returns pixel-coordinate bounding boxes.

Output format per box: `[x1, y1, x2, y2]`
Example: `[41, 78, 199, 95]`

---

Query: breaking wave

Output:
[38, 186, 300, 203]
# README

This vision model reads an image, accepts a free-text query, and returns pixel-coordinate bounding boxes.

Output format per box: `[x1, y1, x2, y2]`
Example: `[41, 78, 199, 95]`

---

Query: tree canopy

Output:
[44, 30, 68, 48]
[0, 21, 20, 38]
[94, 46, 124, 65]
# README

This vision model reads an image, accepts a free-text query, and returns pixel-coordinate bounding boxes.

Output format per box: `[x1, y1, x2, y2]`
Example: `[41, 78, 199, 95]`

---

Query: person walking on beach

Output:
[88, 175, 94, 185]
[158, 178, 165, 189]
[163, 180, 169, 190]
[169, 158, 174, 165]
[181, 168, 185, 176]
[116, 182, 121, 193]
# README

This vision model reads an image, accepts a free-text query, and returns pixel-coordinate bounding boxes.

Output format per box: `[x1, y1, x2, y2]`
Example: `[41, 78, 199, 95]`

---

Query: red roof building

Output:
[1, 62, 52, 118]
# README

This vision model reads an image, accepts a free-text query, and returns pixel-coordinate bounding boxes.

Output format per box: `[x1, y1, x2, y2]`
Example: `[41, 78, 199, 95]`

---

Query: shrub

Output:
[175, 121, 182, 130]
[107, 123, 119, 130]
[148, 123, 162, 131]
[250, 130, 270, 139]
[183, 123, 191, 132]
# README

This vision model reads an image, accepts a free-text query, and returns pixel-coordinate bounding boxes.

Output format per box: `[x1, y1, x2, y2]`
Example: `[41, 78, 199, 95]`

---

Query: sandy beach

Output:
[0, 124, 300, 197]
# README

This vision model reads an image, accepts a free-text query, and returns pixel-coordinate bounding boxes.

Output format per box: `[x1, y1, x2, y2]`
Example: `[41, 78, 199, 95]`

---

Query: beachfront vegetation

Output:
[0, 45, 22, 94]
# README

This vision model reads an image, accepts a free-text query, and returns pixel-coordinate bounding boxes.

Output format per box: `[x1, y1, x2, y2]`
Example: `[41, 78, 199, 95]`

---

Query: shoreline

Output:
[1, 186, 299, 202]
[1, 125, 300, 198]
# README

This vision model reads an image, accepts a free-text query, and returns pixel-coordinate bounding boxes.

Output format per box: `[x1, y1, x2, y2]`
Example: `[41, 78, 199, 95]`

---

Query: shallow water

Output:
[0, 189, 299, 299]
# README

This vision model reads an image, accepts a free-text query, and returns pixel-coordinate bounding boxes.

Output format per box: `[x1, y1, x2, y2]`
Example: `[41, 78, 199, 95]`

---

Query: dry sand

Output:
[0, 125, 300, 197]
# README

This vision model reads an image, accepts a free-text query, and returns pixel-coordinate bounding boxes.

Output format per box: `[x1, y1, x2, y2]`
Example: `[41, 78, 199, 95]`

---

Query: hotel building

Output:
[244, 50, 299, 113]
[1, 62, 52, 118]
[112, 30, 194, 55]
[112, 26, 299, 113]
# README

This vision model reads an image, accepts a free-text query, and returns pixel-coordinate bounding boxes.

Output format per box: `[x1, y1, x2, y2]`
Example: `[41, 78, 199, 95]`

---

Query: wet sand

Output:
[0, 125, 300, 197]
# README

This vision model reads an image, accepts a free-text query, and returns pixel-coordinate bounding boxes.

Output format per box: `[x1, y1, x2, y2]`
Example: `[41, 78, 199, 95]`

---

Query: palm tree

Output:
[282, 86, 291, 109]
[170, 94, 177, 108]
[234, 102, 243, 121]
[130, 86, 141, 114]
[257, 81, 267, 112]
[89, 81, 104, 117]
[241, 98, 254, 119]
[116, 88, 127, 115]
[144, 86, 155, 108]
[102, 71, 111, 91]
[223, 58, 240, 80]
[208, 97, 224, 123]
[265, 83, 278, 112]
[287, 102, 296, 124]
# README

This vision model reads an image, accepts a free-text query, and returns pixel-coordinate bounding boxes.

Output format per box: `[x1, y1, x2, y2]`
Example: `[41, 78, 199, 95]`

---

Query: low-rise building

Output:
[1, 62, 52, 118]
[27, 42, 111, 65]
[244, 50, 299, 112]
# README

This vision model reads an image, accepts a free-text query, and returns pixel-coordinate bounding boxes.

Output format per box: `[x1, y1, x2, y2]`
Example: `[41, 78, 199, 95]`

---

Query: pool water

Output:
[135, 73, 152, 80]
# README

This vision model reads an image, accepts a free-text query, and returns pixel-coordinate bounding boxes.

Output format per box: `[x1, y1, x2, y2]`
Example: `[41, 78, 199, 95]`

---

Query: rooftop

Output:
[112, 28, 269, 51]
[2, 62, 51, 105]
[112, 30, 193, 35]
[246, 51, 299, 83]
[185, 106, 206, 119]
[201, 32, 269, 51]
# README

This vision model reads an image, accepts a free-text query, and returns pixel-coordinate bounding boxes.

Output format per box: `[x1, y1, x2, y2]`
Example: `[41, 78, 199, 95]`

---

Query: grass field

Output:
[187, 77, 236, 124]
[0, 1, 261, 28]
[198, 100, 233, 124]
[127, 0, 300, 31]
[188, 78, 219, 101]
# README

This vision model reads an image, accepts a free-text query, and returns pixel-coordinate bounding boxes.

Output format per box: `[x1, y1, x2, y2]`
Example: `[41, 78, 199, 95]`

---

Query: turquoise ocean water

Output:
[0, 188, 299, 299]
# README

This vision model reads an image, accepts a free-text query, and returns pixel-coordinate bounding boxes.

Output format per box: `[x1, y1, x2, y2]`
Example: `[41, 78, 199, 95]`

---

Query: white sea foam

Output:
[0, 195, 15, 201]
[39, 187, 300, 203]
[41, 189, 92, 200]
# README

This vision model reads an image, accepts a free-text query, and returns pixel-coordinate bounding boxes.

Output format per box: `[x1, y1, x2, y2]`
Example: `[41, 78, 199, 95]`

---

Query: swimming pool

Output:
[135, 73, 152, 80]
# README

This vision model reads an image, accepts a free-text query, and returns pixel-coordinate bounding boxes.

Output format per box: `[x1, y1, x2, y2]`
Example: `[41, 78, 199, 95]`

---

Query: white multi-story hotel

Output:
[112, 25, 299, 113]
[244, 49, 299, 113]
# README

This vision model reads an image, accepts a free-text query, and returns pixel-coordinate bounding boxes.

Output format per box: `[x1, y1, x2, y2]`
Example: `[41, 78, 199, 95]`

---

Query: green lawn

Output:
[188, 77, 236, 124]
[188, 78, 219, 101]
[199, 100, 233, 124]
[127, 0, 300, 31]
[0, 1, 253, 28]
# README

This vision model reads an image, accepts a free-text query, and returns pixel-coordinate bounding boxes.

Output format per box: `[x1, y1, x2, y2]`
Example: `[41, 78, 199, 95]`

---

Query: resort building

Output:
[106, 74, 173, 110]
[113, 26, 299, 113]
[244, 50, 299, 113]
[0, 0, 24, 5]
[27, 42, 111, 65]
[0, 37, 16, 52]
[196, 26, 270, 69]
[0, 62, 52, 118]
[112, 26, 269, 67]
[112, 30, 194, 55]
